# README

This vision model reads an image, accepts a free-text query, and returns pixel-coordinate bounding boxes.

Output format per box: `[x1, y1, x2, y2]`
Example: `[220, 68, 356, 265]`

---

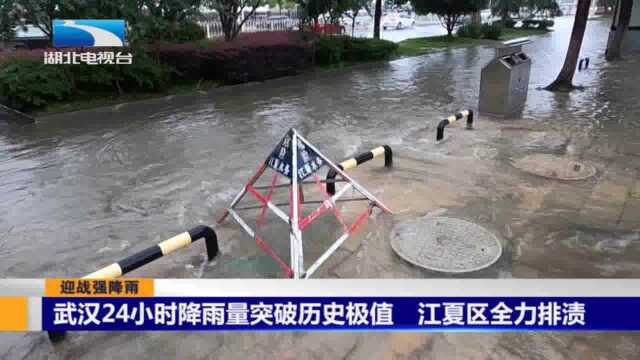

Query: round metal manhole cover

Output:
[511, 154, 596, 180]
[390, 217, 502, 273]
[473, 146, 499, 160]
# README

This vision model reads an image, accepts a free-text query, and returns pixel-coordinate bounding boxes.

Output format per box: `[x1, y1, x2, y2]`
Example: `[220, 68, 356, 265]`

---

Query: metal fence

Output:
[199, 14, 300, 39]
[197, 12, 493, 39]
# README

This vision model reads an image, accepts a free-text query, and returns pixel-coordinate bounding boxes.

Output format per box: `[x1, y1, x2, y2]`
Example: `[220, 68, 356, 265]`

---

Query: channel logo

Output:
[52, 19, 125, 48]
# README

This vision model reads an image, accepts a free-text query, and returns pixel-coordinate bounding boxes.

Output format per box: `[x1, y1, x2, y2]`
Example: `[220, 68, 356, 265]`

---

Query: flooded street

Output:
[2, 16, 640, 359]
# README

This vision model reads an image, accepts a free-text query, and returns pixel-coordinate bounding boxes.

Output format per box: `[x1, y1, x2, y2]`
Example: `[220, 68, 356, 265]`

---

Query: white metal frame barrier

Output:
[217, 129, 392, 279]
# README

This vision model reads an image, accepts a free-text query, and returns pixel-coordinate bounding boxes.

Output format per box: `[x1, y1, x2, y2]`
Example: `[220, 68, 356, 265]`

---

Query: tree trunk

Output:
[352, 17, 356, 36]
[444, 15, 456, 36]
[472, 11, 482, 25]
[373, 0, 382, 39]
[545, 0, 592, 91]
[606, 0, 633, 60]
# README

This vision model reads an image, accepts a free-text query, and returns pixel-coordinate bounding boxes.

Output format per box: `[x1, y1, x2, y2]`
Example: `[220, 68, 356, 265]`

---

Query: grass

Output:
[396, 27, 552, 58]
[501, 27, 552, 40]
[396, 35, 480, 57]
[37, 80, 219, 116]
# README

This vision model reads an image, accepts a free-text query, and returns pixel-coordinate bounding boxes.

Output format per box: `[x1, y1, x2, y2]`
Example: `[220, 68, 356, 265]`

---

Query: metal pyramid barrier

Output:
[217, 128, 392, 279]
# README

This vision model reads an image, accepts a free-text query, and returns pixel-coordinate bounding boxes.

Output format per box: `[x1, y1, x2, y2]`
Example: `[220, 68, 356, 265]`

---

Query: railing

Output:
[0, 103, 35, 122]
[436, 110, 474, 142]
[326, 145, 393, 195]
[199, 17, 300, 39]
[48, 225, 218, 342]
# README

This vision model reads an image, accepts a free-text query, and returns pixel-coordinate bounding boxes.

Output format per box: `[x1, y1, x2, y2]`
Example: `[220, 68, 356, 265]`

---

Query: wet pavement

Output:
[2, 16, 640, 359]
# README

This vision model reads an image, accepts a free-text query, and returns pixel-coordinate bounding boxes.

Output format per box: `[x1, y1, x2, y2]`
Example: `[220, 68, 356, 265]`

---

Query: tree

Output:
[297, 0, 330, 26]
[545, 0, 591, 91]
[207, 0, 263, 41]
[3, 0, 88, 40]
[0, 0, 204, 45]
[411, 0, 483, 36]
[373, 0, 382, 38]
[0, 0, 17, 44]
[599, 0, 615, 14]
[606, 0, 633, 60]
[523, 0, 560, 18]
[492, 0, 521, 21]
[342, 0, 369, 35]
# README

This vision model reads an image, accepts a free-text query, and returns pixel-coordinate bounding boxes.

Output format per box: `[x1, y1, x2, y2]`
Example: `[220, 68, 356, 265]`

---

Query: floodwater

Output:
[2, 15, 640, 359]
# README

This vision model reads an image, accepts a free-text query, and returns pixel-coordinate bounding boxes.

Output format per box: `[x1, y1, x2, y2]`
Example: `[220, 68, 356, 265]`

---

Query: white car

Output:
[382, 12, 415, 30]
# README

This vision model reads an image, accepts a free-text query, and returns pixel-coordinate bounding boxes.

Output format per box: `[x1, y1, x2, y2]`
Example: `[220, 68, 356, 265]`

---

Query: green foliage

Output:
[480, 22, 503, 39]
[538, 19, 554, 29]
[0, 58, 73, 110]
[411, 0, 484, 17]
[119, 53, 171, 91]
[316, 36, 345, 64]
[0, 51, 171, 110]
[521, 18, 554, 29]
[457, 23, 482, 39]
[457, 22, 502, 40]
[344, 37, 398, 61]
[315, 36, 397, 65]
[410, 0, 484, 35]
[495, 18, 516, 28]
[1, 0, 204, 44]
[492, 0, 560, 22]
[133, 19, 206, 43]
[492, 0, 521, 20]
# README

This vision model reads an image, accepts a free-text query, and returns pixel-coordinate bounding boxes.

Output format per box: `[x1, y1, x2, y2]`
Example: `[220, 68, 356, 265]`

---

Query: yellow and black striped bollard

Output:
[326, 145, 392, 195]
[436, 110, 474, 142]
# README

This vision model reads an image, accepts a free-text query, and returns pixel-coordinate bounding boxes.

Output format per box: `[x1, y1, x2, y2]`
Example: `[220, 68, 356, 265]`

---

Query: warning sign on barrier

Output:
[267, 129, 324, 180]
[218, 128, 391, 279]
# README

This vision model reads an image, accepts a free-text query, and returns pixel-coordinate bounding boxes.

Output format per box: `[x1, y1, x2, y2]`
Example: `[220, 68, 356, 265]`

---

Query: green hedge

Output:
[457, 24, 482, 39]
[0, 34, 393, 111]
[457, 23, 502, 40]
[0, 58, 73, 110]
[315, 36, 398, 65]
[481, 23, 503, 40]
[0, 51, 171, 111]
[522, 19, 554, 30]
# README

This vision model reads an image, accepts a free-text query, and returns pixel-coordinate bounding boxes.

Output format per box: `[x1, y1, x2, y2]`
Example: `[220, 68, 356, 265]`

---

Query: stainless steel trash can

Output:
[479, 38, 532, 117]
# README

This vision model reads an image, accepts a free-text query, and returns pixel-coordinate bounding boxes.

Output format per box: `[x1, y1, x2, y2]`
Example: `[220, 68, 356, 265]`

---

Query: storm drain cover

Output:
[390, 216, 502, 273]
[512, 154, 596, 180]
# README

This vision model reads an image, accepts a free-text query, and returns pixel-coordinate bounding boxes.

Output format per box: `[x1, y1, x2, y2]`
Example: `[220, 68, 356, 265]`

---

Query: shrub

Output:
[495, 19, 516, 28]
[171, 21, 207, 42]
[118, 52, 171, 91]
[0, 58, 73, 110]
[151, 32, 314, 84]
[521, 19, 554, 30]
[314, 36, 397, 65]
[481, 23, 503, 40]
[315, 36, 346, 64]
[539, 19, 554, 30]
[0, 49, 171, 110]
[457, 23, 482, 39]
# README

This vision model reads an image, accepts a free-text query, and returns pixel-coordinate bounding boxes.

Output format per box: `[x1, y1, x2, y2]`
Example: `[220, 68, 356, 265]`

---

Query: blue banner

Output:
[41, 297, 638, 331]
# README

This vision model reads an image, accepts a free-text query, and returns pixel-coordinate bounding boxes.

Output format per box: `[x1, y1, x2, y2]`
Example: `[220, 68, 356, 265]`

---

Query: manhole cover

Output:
[390, 217, 502, 273]
[473, 146, 499, 160]
[512, 154, 596, 180]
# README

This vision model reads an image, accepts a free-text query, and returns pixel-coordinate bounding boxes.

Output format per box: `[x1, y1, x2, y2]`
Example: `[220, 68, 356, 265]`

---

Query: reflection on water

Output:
[2, 16, 640, 359]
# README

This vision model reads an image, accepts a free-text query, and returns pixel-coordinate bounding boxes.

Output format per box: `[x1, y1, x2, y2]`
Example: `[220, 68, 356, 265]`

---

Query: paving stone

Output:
[620, 199, 640, 228]
[630, 181, 640, 199]
[584, 181, 628, 210]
